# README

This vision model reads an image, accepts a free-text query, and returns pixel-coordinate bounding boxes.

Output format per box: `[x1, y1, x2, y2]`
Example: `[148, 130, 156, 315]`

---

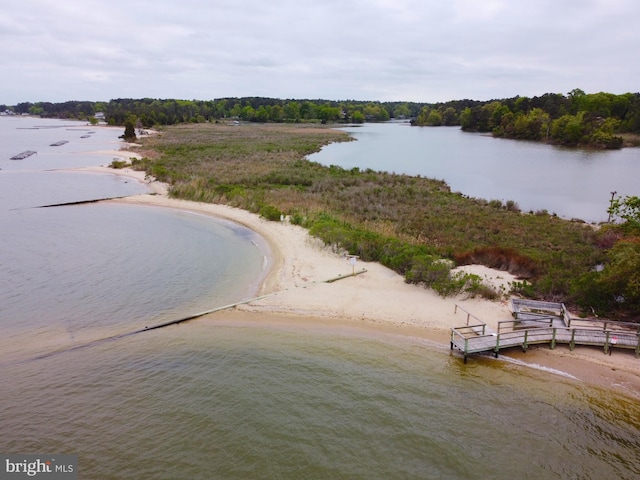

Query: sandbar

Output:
[80, 156, 640, 398]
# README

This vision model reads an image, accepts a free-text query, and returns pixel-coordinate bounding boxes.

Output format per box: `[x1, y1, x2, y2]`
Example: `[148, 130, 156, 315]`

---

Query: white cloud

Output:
[1, 0, 639, 104]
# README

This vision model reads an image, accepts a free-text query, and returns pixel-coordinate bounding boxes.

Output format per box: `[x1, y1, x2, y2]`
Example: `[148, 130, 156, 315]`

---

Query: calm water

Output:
[0, 117, 268, 362]
[308, 122, 640, 222]
[2, 321, 639, 479]
[1, 118, 639, 479]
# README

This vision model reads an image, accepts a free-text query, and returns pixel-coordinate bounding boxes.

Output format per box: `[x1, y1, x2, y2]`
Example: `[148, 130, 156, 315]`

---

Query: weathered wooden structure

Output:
[451, 299, 640, 363]
[10, 150, 37, 160]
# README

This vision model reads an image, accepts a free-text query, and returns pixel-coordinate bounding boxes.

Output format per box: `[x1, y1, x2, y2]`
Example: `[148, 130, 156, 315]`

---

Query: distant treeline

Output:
[5, 97, 407, 125]
[413, 89, 640, 149]
[4, 88, 640, 148]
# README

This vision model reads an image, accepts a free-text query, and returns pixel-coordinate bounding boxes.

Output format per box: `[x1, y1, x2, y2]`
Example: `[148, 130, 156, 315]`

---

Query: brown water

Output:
[2, 317, 639, 479]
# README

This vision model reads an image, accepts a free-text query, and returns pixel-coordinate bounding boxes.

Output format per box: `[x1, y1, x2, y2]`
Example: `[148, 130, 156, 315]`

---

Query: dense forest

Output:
[413, 89, 640, 149]
[5, 89, 640, 148]
[4, 97, 400, 125]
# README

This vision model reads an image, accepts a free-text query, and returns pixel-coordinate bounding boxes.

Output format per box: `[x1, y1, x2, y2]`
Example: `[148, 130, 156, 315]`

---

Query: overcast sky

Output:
[2, 0, 639, 105]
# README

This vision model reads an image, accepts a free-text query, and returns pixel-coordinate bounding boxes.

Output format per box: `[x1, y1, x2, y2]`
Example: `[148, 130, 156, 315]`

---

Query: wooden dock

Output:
[451, 300, 640, 363]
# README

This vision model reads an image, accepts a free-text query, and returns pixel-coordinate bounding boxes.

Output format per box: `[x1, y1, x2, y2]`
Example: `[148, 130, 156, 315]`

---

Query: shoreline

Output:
[78, 157, 640, 399]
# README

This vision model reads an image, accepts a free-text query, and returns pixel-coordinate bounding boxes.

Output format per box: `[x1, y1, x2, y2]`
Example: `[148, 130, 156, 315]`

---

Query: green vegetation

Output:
[130, 122, 637, 319]
[8, 92, 637, 317]
[9, 97, 397, 126]
[416, 89, 640, 149]
[609, 195, 640, 233]
[572, 195, 640, 315]
[10, 89, 640, 150]
[109, 159, 129, 169]
[121, 115, 137, 142]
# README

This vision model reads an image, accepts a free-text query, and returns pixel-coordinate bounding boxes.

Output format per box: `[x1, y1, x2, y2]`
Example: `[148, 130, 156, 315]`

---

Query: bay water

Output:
[1, 118, 639, 479]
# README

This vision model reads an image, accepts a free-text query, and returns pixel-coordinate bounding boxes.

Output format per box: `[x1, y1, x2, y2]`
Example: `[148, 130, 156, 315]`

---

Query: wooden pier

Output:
[451, 299, 640, 363]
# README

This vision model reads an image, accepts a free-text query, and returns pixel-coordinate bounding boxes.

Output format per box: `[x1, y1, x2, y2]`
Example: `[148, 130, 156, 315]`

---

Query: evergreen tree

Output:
[121, 115, 137, 141]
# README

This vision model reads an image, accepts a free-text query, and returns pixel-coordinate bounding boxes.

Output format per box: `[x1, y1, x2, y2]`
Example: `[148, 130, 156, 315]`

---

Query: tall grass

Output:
[134, 123, 605, 303]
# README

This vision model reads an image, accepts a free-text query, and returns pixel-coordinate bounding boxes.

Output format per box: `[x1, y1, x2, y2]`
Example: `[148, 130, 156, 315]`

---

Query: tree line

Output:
[5, 97, 408, 126]
[3, 96, 484, 127]
[5, 88, 639, 148]
[413, 89, 640, 149]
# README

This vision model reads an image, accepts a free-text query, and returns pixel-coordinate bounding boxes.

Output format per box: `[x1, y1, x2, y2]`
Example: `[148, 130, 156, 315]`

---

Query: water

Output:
[1, 117, 133, 171]
[0, 117, 149, 209]
[0, 203, 268, 362]
[2, 321, 639, 479]
[0, 117, 268, 361]
[1, 118, 639, 479]
[308, 122, 640, 222]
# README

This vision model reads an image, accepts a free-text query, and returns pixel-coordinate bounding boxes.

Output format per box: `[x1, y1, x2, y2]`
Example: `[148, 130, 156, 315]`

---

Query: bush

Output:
[109, 160, 128, 169]
[288, 209, 306, 226]
[259, 204, 283, 221]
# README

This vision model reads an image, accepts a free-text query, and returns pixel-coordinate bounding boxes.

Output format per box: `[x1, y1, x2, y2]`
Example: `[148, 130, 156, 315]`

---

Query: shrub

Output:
[289, 210, 306, 226]
[259, 204, 282, 221]
[505, 200, 520, 212]
[109, 159, 128, 169]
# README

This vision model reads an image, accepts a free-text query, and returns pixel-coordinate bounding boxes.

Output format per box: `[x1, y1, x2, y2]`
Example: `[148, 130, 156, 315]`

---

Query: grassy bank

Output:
[131, 122, 605, 307]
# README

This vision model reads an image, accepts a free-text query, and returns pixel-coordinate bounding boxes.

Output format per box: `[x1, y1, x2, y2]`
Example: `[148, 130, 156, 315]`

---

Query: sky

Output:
[1, 0, 639, 105]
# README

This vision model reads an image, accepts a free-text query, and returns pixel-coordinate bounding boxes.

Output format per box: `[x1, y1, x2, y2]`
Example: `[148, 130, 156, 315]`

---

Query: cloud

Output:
[2, 0, 639, 104]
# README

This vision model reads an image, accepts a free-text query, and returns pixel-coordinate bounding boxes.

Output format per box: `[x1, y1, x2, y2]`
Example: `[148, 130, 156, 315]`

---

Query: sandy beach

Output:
[80, 156, 640, 399]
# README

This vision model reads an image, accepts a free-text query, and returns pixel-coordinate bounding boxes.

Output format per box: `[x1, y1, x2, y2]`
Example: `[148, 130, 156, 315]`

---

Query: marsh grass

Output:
[135, 122, 605, 302]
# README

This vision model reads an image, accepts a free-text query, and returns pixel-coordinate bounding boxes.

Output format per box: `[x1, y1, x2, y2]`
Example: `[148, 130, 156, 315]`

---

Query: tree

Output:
[426, 110, 442, 126]
[284, 101, 301, 121]
[28, 104, 44, 116]
[551, 113, 584, 146]
[121, 115, 137, 141]
[608, 195, 640, 233]
[459, 107, 473, 130]
[596, 238, 640, 311]
[475, 101, 503, 131]
[317, 104, 341, 123]
[512, 108, 550, 140]
[363, 104, 389, 122]
[254, 106, 269, 122]
[442, 107, 457, 126]
[352, 111, 365, 123]
[568, 88, 586, 114]
[393, 103, 411, 119]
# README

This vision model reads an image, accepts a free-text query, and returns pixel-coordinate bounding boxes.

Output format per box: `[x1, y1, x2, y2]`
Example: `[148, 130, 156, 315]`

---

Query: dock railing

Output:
[454, 303, 487, 328]
[451, 300, 640, 362]
[451, 304, 497, 362]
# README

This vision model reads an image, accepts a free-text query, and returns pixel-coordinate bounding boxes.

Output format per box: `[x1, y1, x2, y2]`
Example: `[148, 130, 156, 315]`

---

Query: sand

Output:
[75, 154, 640, 399]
